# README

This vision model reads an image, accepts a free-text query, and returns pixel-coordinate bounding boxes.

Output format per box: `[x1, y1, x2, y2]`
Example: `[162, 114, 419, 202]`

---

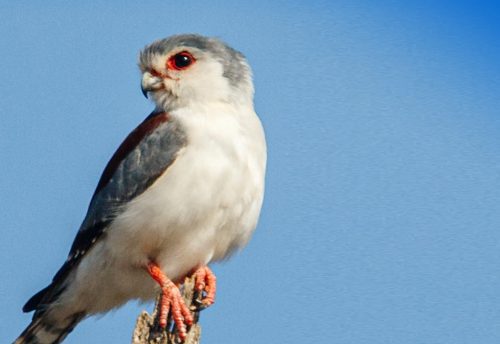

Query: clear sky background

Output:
[1, 1, 500, 343]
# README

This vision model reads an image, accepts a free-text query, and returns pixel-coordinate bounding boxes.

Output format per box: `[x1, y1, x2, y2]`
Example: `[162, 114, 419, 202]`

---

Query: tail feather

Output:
[22, 285, 53, 313]
[14, 312, 84, 344]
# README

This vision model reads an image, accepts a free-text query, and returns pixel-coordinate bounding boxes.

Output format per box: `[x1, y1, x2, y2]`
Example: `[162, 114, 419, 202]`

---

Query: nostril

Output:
[150, 69, 163, 78]
[149, 69, 174, 80]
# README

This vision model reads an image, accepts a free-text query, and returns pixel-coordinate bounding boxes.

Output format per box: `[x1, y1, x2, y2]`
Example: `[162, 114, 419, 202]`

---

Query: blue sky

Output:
[1, 1, 500, 343]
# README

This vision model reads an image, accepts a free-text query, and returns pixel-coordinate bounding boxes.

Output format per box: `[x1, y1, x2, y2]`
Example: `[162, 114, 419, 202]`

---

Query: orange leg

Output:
[147, 262, 193, 340]
[193, 265, 217, 306]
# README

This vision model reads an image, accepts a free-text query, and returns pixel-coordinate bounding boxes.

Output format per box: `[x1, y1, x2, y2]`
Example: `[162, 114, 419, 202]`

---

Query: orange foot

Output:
[193, 265, 217, 308]
[147, 262, 194, 340]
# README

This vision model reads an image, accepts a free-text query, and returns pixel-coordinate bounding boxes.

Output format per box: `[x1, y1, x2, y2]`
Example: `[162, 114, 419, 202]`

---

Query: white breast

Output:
[115, 105, 266, 278]
[66, 102, 265, 314]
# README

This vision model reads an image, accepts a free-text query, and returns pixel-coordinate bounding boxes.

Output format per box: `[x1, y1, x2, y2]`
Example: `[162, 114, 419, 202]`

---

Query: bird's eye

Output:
[167, 51, 195, 70]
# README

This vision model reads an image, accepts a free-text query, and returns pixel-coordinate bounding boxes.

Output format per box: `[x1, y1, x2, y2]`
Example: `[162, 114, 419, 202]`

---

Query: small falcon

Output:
[15, 34, 266, 344]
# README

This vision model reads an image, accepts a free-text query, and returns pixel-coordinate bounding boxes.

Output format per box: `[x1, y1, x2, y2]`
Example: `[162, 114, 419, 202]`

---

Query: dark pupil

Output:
[175, 54, 191, 68]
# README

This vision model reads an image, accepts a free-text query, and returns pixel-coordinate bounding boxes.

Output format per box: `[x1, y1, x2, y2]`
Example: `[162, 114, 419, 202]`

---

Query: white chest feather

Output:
[107, 103, 265, 276]
[69, 103, 265, 313]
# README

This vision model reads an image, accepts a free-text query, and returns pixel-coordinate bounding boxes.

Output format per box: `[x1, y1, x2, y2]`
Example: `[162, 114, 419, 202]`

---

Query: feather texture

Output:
[16, 34, 266, 343]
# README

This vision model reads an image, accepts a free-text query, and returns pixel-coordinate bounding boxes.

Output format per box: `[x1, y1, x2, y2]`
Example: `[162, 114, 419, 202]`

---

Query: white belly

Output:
[69, 105, 266, 314]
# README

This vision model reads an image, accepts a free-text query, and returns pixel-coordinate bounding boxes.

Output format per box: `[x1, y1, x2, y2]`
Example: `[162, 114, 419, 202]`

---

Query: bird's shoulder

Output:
[74, 109, 187, 256]
[23, 110, 187, 313]
[94, 111, 172, 196]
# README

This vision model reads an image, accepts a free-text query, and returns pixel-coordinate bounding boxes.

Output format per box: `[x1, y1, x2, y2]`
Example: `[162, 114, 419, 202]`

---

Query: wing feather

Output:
[23, 111, 187, 312]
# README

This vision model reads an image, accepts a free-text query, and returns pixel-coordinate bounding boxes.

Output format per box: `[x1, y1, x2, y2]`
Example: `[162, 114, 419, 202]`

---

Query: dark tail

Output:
[14, 312, 84, 344]
[16, 242, 91, 344]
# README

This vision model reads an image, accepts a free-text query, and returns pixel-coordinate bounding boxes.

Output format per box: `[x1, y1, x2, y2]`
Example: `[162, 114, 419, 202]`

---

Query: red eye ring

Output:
[167, 51, 195, 71]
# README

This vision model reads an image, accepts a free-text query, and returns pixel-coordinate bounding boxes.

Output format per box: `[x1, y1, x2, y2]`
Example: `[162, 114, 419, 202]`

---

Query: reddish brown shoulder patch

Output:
[94, 112, 170, 195]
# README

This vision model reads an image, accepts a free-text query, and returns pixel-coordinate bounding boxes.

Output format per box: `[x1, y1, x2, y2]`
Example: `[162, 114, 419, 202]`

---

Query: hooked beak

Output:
[141, 83, 148, 98]
[141, 72, 163, 98]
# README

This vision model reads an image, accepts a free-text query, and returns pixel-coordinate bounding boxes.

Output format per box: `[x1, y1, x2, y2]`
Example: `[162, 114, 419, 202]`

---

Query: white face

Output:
[141, 47, 234, 110]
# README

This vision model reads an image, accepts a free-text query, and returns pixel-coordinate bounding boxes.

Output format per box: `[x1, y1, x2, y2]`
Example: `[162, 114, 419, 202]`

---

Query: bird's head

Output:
[139, 34, 254, 111]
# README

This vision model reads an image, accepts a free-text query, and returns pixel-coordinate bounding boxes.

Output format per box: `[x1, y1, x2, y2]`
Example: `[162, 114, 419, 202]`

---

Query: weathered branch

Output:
[131, 276, 202, 344]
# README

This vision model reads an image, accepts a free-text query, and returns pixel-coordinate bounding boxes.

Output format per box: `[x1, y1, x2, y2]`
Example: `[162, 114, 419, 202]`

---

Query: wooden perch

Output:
[131, 276, 202, 344]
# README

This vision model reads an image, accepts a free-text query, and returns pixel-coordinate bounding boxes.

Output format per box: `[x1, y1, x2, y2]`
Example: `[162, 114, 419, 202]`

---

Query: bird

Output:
[15, 34, 266, 344]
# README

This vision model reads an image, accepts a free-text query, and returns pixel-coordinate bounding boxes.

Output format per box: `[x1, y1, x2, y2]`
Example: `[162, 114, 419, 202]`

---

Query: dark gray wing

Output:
[23, 111, 186, 312]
